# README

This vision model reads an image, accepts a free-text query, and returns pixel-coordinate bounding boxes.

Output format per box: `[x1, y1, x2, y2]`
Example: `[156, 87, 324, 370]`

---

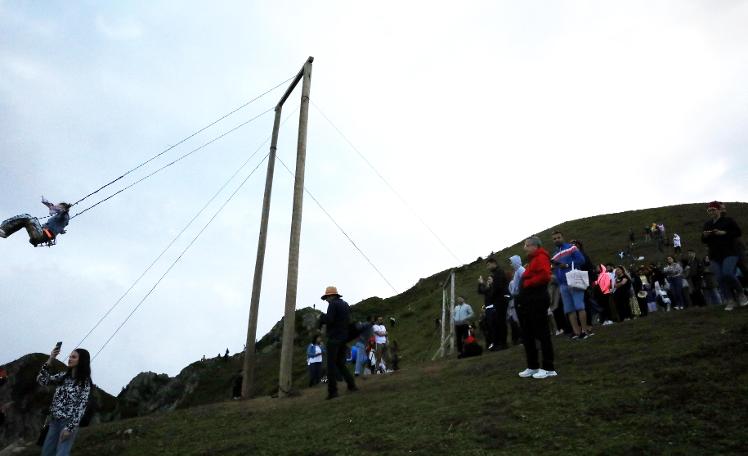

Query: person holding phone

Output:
[37, 343, 92, 456]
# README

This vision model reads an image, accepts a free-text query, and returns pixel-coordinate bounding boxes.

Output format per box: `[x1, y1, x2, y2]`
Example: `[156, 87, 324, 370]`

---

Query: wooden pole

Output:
[240, 106, 282, 399]
[448, 271, 456, 354]
[278, 57, 313, 397]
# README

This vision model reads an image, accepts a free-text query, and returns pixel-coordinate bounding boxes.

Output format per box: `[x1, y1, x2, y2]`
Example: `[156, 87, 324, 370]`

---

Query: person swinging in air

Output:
[0, 197, 72, 246]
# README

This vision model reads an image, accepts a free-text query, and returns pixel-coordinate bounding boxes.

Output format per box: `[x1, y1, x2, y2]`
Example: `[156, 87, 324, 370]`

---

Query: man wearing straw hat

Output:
[320, 286, 357, 399]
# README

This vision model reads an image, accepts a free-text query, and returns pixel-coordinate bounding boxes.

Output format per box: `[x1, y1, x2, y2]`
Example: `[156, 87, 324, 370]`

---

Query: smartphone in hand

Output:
[55, 341, 62, 351]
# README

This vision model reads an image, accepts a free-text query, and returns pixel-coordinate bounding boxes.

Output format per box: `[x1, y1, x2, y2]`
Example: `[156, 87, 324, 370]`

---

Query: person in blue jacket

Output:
[307, 335, 324, 387]
[0, 197, 71, 246]
[551, 231, 593, 339]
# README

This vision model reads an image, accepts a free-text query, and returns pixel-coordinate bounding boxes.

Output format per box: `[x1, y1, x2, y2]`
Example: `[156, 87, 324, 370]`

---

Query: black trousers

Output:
[455, 324, 469, 353]
[494, 301, 509, 348]
[326, 339, 355, 395]
[509, 319, 522, 344]
[517, 287, 555, 371]
[486, 304, 499, 348]
[308, 362, 322, 387]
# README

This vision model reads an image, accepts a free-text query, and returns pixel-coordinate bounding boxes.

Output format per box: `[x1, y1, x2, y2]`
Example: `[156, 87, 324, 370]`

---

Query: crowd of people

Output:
[452, 201, 747, 379]
[11, 201, 745, 454]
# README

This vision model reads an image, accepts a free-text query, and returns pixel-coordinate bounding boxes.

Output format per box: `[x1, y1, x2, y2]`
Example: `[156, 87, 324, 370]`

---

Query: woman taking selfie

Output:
[37, 344, 92, 456]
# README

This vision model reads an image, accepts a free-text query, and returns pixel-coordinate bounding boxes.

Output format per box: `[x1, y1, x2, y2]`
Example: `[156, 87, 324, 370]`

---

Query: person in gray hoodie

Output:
[507, 255, 525, 345]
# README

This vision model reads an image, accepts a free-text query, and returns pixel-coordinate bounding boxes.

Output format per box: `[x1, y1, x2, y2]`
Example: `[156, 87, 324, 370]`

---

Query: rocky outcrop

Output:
[0, 354, 117, 450]
[116, 369, 201, 418]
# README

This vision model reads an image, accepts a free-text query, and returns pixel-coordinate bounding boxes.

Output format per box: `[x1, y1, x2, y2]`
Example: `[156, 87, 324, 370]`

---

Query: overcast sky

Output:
[2, 1, 747, 393]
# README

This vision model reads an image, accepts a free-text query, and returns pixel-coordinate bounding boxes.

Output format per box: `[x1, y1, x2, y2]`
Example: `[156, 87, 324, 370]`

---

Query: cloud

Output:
[95, 16, 143, 41]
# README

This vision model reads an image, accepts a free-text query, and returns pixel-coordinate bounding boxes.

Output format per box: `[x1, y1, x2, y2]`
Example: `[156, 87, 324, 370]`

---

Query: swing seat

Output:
[32, 228, 57, 248]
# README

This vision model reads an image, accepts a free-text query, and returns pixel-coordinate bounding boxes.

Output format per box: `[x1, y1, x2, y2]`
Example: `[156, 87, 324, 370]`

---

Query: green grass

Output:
[117, 203, 748, 408]
[30, 306, 748, 455]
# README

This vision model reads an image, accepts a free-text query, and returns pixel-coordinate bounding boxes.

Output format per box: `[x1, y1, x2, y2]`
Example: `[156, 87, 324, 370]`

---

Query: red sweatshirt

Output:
[521, 247, 552, 288]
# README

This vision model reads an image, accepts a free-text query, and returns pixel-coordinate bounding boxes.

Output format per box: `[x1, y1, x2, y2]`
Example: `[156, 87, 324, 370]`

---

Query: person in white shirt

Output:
[372, 316, 390, 373]
[306, 335, 324, 386]
[452, 296, 474, 354]
[673, 233, 682, 255]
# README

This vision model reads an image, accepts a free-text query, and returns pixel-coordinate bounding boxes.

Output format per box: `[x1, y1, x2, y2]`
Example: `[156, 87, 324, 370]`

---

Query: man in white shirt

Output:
[453, 296, 474, 354]
[372, 316, 390, 373]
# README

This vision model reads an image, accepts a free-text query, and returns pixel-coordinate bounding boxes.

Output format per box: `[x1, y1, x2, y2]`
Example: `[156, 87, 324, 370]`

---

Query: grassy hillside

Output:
[22, 305, 748, 455]
[123, 202, 748, 406]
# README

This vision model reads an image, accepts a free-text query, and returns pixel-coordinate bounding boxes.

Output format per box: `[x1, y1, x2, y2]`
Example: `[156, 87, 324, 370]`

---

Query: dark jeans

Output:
[517, 287, 555, 371]
[0, 214, 46, 245]
[308, 362, 322, 387]
[455, 324, 469, 353]
[667, 277, 684, 308]
[326, 339, 355, 395]
[711, 256, 743, 302]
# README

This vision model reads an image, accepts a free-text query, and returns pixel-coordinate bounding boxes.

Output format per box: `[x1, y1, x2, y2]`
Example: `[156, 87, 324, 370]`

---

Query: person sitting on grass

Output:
[458, 326, 483, 359]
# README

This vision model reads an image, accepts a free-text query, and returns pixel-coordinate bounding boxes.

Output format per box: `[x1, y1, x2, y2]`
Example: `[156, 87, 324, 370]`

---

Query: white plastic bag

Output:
[565, 262, 589, 290]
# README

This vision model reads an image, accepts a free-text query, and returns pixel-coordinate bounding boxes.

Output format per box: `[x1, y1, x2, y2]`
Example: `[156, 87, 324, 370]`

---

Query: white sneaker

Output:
[738, 295, 748, 307]
[602, 320, 614, 326]
[725, 302, 736, 311]
[518, 368, 538, 378]
[532, 369, 558, 379]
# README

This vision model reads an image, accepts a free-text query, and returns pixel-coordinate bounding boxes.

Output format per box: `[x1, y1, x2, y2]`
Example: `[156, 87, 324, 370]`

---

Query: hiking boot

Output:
[518, 368, 538, 378]
[0, 228, 6, 238]
[532, 369, 558, 379]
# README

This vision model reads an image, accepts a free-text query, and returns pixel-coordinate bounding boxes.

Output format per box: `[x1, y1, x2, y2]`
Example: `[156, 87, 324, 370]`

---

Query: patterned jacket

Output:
[37, 364, 91, 431]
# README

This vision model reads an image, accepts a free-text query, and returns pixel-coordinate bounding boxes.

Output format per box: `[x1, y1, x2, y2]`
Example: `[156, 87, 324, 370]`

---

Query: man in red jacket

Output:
[516, 236, 557, 379]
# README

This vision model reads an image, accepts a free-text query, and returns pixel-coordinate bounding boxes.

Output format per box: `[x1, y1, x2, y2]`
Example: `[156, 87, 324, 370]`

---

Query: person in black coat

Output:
[478, 257, 510, 350]
[319, 286, 357, 400]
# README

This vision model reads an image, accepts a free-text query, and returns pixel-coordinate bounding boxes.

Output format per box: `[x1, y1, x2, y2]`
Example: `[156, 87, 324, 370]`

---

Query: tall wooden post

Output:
[448, 271, 456, 354]
[278, 57, 313, 397]
[241, 107, 282, 399]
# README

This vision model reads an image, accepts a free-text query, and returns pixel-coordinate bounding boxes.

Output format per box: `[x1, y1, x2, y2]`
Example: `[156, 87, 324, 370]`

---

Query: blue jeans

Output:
[667, 277, 684, 308]
[41, 418, 78, 456]
[354, 342, 368, 375]
[559, 284, 586, 314]
[710, 256, 743, 302]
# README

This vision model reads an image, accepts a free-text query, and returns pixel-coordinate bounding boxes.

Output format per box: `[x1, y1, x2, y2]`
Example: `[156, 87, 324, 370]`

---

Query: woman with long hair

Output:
[37, 344, 92, 455]
[613, 266, 633, 321]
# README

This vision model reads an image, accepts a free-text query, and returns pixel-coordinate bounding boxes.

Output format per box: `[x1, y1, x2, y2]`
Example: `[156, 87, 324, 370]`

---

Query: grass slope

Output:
[117, 203, 748, 407]
[34, 306, 748, 455]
